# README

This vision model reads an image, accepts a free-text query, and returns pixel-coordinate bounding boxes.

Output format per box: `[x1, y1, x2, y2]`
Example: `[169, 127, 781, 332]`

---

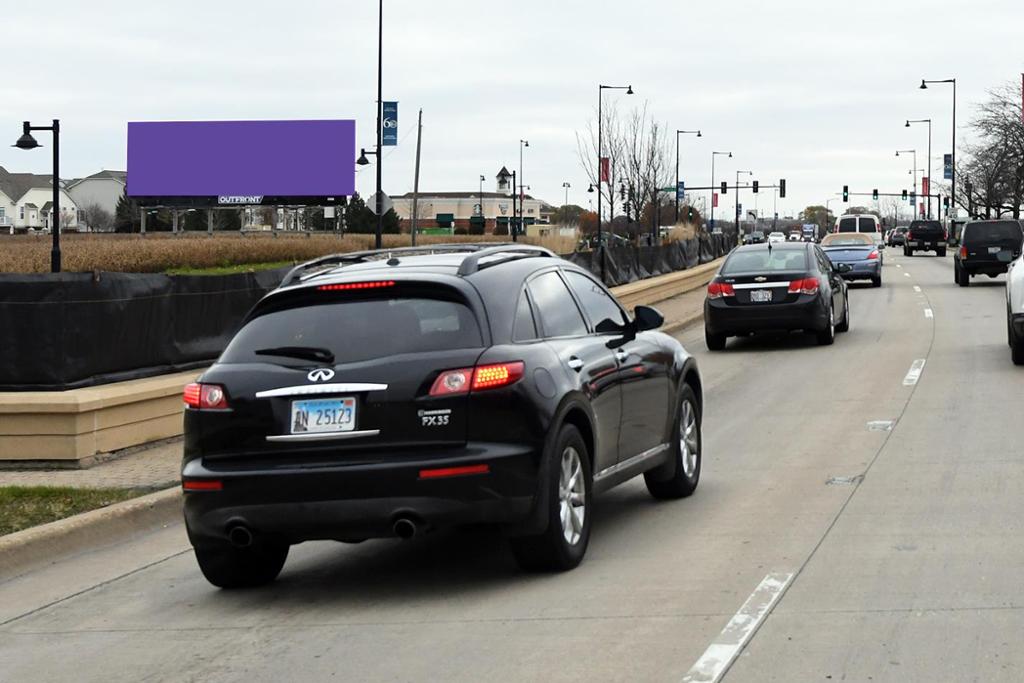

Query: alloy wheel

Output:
[558, 446, 586, 545]
[680, 399, 699, 478]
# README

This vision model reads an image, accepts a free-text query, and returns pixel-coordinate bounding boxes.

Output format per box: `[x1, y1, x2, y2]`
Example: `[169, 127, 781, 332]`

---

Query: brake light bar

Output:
[707, 281, 736, 299]
[316, 281, 396, 291]
[788, 277, 820, 295]
[429, 362, 525, 397]
[182, 479, 223, 491]
[183, 382, 230, 410]
[418, 464, 490, 480]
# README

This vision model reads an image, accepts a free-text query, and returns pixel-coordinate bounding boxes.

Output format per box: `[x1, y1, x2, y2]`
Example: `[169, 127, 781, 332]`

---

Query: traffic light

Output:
[752, 180, 759, 194]
[842, 185, 849, 202]
[902, 189, 908, 200]
[779, 179, 786, 199]
[910, 191, 916, 204]
[943, 196, 950, 209]
[687, 206, 694, 221]
[872, 188, 878, 200]
[721, 181, 727, 195]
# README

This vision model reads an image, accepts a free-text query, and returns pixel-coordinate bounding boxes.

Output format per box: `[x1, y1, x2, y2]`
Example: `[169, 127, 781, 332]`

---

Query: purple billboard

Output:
[127, 120, 356, 198]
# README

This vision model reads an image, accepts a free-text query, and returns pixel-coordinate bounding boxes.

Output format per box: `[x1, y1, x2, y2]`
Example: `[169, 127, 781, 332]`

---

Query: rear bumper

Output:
[705, 296, 828, 335]
[182, 442, 542, 545]
[960, 259, 1010, 276]
[906, 240, 944, 250]
[838, 261, 881, 280]
[1013, 313, 1024, 336]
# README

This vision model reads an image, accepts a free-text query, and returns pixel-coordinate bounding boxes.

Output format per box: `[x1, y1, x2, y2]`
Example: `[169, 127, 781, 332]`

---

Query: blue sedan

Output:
[821, 233, 882, 288]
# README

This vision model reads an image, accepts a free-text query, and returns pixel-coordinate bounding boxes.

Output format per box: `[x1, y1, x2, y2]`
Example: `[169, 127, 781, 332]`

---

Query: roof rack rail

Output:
[456, 245, 556, 276]
[278, 243, 505, 288]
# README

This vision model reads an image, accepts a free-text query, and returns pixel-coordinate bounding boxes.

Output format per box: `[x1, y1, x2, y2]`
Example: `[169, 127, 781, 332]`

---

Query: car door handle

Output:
[567, 357, 584, 371]
[615, 349, 628, 361]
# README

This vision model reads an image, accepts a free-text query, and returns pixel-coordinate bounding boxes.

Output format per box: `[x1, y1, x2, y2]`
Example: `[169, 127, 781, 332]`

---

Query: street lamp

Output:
[675, 129, 701, 224]
[519, 139, 529, 235]
[896, 149, 918, 199]
[734, 170, 753, 245]
[710, 151, 732, 230]
[562, 182, 571, 211]
[920, 78, 956, 221]
[478, 175, 486, 228]
[596, 84, 633, 280]
[906, 118, 933, 218]
[13, 120, 61, 272]
[354, 0, 387, 248]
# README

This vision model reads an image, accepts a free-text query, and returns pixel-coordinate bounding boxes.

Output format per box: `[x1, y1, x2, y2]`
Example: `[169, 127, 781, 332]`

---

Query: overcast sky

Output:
[2, 0, 1021, 220]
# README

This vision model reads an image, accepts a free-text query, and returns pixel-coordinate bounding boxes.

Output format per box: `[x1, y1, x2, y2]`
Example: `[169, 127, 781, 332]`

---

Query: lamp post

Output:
[478, 174, 485, 230]
[354, 0, 385, 248]
[734, 170, 752, 245]
[597, 84, 633, 281]
[906, 118, 933, 218]
[562, 182, 571, 214]
[14, 120, 61, 272]
[518, 139, 529, 235]
[675, 129, 701, 223]
[710, 151, 732, 230]
[896, 149, 918, 199]
[920, 78, 956, 221]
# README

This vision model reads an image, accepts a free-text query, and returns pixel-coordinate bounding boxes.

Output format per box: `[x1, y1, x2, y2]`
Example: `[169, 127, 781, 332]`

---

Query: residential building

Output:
[67, 170, 126, 229]
[0, 166, 79, 232]
[390, 167, 548, 233]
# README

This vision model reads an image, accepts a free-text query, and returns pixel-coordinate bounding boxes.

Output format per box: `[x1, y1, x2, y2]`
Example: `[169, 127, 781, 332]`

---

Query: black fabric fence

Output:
[0, 235, 735, 391]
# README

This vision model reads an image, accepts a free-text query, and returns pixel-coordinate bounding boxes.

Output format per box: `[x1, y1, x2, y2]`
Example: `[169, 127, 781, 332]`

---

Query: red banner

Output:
[599, 157, 610, 183]
[919, 202, 925, 217]
[712, 192, 719, 208]
[922, 177, 929, 196]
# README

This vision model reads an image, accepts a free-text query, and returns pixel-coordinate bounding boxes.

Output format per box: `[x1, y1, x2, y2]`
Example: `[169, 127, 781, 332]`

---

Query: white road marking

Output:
[680, 572, 794, 683]
[924, 308, 933, 318]
[904, 272, 911, 277]
[896, 264, 903, 268]
[903, 359, 927, 386]
[913, 285, 922, 293]
[867, 420, 895, 431]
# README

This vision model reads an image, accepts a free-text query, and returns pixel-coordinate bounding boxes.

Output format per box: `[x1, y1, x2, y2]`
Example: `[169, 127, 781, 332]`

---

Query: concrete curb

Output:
[662, 309, 705, 336]
[0, 486, 182, 581]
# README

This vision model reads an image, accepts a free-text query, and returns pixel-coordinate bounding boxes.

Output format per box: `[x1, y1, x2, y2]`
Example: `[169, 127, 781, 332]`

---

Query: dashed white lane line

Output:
[903, 359, 927, 386]
[913, 285, 922, 293]
[904, 272, 911, 277]
[896, 264, 903, 268]
[680, 572, 795, 683]
[924, 308, 933, 318]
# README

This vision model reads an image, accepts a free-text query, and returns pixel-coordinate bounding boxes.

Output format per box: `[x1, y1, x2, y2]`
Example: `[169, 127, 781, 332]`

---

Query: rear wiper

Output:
[254, 346, 335, 364]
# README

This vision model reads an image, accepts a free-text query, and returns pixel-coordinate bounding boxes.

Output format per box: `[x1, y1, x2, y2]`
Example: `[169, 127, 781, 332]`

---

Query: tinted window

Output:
[858, 217, 879, 232]
[512, 290, 538, 342]
[837, 218, 857, 232]
[722, 248, 808, 274]
[963, 221, 1023, 246]
[564, 271, 626, 329]
[528, 271, 588, 338]
[221, 296, 482, 365]
[910, 221, 942, 231]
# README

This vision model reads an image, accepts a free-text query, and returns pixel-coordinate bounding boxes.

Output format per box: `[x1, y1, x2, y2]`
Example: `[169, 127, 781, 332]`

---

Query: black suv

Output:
[904, 220, 947, 257]
[182, 244, 703, 587]
[955, 220, 1024, 287]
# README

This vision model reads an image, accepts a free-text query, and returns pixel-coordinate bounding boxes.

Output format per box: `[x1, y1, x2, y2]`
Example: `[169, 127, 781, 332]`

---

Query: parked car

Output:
[820, 233, 882, 287]
[904, 220, 947, 257]
[181, 244, 705, 587]
[704, 242, 850, 350]
[955, 220, 1024, 287]
[1006, 246, 1024, 364]
[887, 227, 909, 247]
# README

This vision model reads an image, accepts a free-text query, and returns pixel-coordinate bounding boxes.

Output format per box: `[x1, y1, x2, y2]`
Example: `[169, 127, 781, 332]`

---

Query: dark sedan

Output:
[704, 242, 850, 349]
[820, 233, 882, 287]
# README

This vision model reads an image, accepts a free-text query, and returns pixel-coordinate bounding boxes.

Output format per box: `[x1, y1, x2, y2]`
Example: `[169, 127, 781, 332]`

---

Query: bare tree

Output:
[80, 203, 114, 232]
[576, 103, 624, 228]
[959, 80, 1024, 218]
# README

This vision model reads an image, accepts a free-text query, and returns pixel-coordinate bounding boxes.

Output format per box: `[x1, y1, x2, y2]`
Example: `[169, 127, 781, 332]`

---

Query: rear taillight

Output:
[183, 382, 230, 410]
[960, 245, 968, 259]
[788, 277, 820, 295]
[429, 362, 525, 397]
[182, 479, 223, 492]
[943, 230, 948, 241]
[867, 250, 879, 260]
[907, 231, 914, 240]
[707, 281, 736, 299]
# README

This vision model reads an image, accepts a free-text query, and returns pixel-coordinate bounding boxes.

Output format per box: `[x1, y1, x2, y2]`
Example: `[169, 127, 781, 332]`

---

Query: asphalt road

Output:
[3, 249, 1022, 682]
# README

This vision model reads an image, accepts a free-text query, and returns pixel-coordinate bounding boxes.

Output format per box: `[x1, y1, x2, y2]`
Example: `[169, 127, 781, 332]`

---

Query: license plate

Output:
[290, 398, 356, 434]
[908, 241, 919, 246]
[989, 246, 1002, 254]
[750, 289, 772, 303]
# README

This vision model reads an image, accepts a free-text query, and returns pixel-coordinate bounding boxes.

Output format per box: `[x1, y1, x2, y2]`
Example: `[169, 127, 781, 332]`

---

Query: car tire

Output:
[705, 328, 727, 351]
[1011, 314, 1024, 365]
[193, 539, 289, 589]
[644, 384, 701, 500]
[937, 247, 947, 257]
[816, 305, 836, 346]
[871, 276, 882, 288]
[954, 264, 961, 285]
[958, 265, 970, 288]
[836, 294, 850, 332]
[510, 424, 592, 572]
[904, 247, 911, 257]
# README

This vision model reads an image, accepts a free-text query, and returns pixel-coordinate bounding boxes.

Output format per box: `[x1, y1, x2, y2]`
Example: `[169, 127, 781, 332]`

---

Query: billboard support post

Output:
[207, 209, 214, 235]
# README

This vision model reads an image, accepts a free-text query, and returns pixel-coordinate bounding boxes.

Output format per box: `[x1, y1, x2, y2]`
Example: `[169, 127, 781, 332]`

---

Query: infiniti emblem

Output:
[307, 368, 335, 382]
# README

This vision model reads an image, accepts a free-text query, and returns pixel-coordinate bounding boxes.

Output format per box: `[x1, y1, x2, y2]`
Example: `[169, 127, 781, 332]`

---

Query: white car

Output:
[835, 214, 884, 264]
[787, 233, 802, 242]
[767, 232, 786, 244]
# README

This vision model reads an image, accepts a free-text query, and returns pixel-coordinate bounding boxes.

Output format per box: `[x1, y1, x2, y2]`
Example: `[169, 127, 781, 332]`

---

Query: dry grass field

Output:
[0, 232, 579, 274]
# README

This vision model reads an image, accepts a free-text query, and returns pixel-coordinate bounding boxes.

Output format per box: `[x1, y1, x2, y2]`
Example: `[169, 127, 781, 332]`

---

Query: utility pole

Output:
[410, 108, 423, 246]
[511, 170, 518, 242]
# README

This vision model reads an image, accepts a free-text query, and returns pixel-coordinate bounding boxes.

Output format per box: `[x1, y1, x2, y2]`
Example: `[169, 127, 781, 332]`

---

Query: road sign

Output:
[368, 191, 393, 215]
[737, 203, 743, 215]
[382, 102, 398, 146]
[677, 181, 685, 200]
[944, 154, 953, 180]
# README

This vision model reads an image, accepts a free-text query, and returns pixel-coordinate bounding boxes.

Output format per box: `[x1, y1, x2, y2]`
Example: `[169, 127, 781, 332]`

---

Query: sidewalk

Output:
[0, 285, 708, 491]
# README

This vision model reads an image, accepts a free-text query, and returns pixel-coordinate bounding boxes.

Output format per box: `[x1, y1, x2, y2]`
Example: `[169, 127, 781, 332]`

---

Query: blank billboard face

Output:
[127, 120, 356, 197]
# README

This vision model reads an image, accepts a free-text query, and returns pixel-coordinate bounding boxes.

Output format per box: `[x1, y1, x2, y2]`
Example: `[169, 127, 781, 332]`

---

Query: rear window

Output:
[821, 233, 873, 247]
[221, 295, 483, 365]
[837, 218, 857, 232]
[963, 221, 1023, 246]
[910, 221, 942, 231]
[722, 248, 808, 274]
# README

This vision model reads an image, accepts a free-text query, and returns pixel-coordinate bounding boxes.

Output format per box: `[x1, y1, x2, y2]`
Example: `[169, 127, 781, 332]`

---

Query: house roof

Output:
[0, 166, 57, 203]
[67, 169, 127, 188]
[40, 201, 53, 212]
[497, 167, 511, 178]
[23, 203, 38, 209]
[393, 191, 534, 200]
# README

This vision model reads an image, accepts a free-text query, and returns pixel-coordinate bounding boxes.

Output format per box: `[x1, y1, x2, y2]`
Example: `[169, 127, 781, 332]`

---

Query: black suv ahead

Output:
[182, 244, 703, 587]
[954, 220, 1024, 287]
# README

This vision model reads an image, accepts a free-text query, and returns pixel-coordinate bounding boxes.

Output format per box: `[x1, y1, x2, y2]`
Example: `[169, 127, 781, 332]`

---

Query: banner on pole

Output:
[676, 181, 685, 200]
[600, 157, 610, 183]
[922, 177, 930, 196]
[943, 154, 953, 180]
[712, 192, 719, 208]
[382, 102, 398, 146]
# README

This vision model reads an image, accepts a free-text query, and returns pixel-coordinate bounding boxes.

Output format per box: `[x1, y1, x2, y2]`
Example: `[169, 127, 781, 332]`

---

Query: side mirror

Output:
[836, 263, 853, 274]
[633, 305, 664, 331]
[595, 317, 626, 334]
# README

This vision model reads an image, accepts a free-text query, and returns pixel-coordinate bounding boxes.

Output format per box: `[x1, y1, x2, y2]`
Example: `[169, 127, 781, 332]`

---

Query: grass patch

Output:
[166, 261, 294, 275]
[0, 486, 151, 536]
